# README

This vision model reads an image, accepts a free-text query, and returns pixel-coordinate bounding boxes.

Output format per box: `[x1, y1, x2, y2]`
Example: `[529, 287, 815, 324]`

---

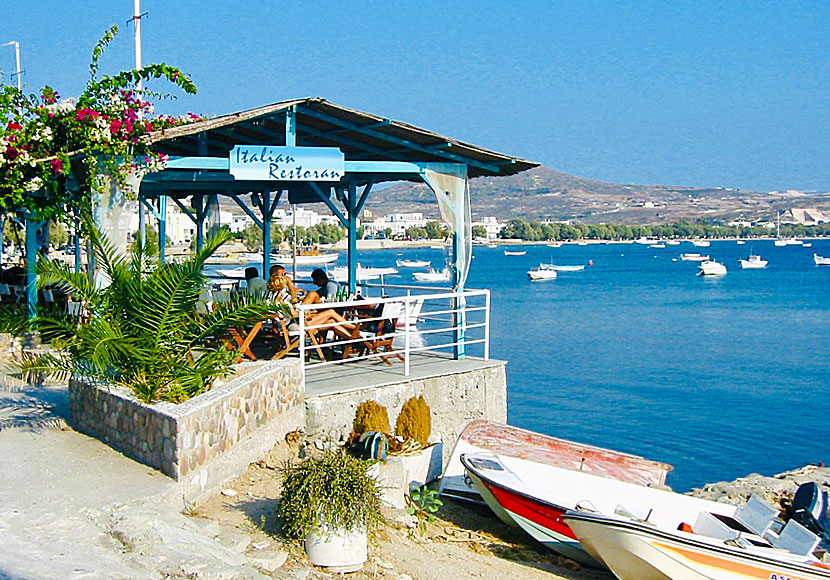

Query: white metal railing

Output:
[295, 288, 490, 385]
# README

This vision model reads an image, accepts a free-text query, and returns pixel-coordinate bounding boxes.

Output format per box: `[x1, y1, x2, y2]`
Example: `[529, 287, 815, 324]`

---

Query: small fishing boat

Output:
[565, 491, 830, 580]
[271, 245, 339, 266]
[814, 254, 830, 266]
[504, 250, 527, 256]
[698, 260, 727, 276]
[440, 420, 672, 504]
[804, 242, 813, 248]
[692, 240, 711, 247]
[739, 253, 768, 269]
[395, 259, 430, 268]
[540, 263, 586, 272]
[528, 268, 558, 281]
[665, 240, 681, 245]
[412, 267, 451, 282]
[680, 253, 710, 262]
[649, 243, 666, 248]
[460, 452, 733, 567]
[547, 242, 563, 248]
[736, 240, 746, 245]
[331, 265, 398, 282]
[487, 243, 498, 248]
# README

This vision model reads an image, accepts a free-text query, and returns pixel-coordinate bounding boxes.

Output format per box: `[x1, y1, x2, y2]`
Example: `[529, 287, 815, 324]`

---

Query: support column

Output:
[138, 194, 146, 247]
[158, 196, 167, 264]
[262, 190, 271, 276]
[24, 217, 42, 318]
[74, 215, 82, 273]
[0, 214, 4, 265]
[194, 194, 204, 254]
[347, 184, 358, 295]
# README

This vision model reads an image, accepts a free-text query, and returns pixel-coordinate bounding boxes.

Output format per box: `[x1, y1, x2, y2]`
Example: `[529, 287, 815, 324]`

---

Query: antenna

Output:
[1, 41, 23, 93]
[128, 0, 148, 92]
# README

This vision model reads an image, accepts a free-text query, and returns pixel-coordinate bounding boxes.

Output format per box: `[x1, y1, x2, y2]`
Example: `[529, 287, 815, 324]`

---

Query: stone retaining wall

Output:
[69, 360, 304, 501]
[304, 360, 507, 465]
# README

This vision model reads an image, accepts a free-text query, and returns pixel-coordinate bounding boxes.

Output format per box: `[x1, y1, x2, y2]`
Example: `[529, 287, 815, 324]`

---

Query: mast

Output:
[132, 0, 147, 247]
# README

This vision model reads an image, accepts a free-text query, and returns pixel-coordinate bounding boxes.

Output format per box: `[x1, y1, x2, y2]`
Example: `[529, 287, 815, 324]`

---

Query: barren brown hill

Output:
[364, 166, 830, 225]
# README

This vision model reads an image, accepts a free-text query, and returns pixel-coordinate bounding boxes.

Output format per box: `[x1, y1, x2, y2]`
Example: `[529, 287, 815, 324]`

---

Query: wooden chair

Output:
[350, 301, 405, 365]
[270, 315, 327, 361]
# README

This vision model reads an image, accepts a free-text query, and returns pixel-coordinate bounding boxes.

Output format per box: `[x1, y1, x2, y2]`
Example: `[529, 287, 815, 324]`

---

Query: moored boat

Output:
[680, 253, 710, 262]
[698, 260, 727, 276]
[814, 254, 830, 266]
[539, 263, 586, 272]
[395, 259, 430, 268]
[692, 240, 711, 247]
[504, 250, 527, 256]
[528, 268, 557, 281]
[739, 253, 768, 269]
[565, 498, 830, 580]
[460, 452, 734, 568]
[271, 250, 339, 265]
[412, 267, 451, 282]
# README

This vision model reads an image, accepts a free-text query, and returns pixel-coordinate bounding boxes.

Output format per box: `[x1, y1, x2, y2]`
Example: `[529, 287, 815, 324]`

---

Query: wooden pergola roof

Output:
[147, 98, 538, 180]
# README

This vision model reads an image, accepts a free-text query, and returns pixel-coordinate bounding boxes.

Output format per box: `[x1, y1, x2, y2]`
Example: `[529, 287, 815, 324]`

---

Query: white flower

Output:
[26, 176, 43, 191]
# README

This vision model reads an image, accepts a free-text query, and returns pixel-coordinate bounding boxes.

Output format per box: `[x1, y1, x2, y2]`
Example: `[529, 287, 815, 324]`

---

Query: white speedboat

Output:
[461, 452, 735, 568]
[540, 263, 585, 272]
[736, 240, 746, 245]
[814, 254, 830, 266]
[504, 250, 527, 256]
[692, 240, 711, 247]
[271, 251, 339, 265]
[395, 259, 430, 268]
[565, 495, 829, 580]
[680, 253, 710, 262]
[665, 240, 681, 245]
[698, 260, 727, 276]
[804, 242, 813, 248]
[739, 253, 768, 269]
[331, 265, 398, 282]
[412, 267, 451, 282]
[528, 268, 557, 281]
[649, 243, 666, 249]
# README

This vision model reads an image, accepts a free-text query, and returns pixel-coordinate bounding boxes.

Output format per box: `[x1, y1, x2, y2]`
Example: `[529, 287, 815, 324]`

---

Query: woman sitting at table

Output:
[267, 264, 299, 303]
[274, 268, 355, 340]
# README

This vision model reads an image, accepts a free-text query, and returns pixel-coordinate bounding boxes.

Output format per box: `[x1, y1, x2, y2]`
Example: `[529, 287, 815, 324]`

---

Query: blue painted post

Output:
[347, 184, 357, 295]
[74, 215, 81, 273]
[0, 215, 4, 265]
[24, 217, 41, 318]
[285, 105, 297, 146]
[262, 190, 271, 277]
[195, 195, 204, 254]
[158, 196, 167, 263]
[138, 194, 146, 247]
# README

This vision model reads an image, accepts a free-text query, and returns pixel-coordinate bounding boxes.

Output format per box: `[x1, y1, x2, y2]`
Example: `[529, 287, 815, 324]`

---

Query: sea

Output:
[218, 239, 830, 492]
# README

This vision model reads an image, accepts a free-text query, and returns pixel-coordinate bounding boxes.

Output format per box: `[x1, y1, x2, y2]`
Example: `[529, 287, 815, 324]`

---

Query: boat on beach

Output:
[460, 451, 732, 568]
[395, 259, 430, 268]
[504, 250, 527, 256]
[680, 253, 710, 262]
[564, 492, 830, 580]
[739, 253, 768, 269]
[698, 260, 727, 276]
[440, 420, 672, 504]
[527, 268, 557, 281]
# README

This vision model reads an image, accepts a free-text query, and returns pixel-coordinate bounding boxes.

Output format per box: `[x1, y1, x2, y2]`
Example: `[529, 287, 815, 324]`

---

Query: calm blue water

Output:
[224, 240, 830, 492]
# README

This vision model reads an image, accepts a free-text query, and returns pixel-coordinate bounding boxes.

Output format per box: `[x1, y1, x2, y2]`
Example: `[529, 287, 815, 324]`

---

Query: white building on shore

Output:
[363, 212, 428, 238]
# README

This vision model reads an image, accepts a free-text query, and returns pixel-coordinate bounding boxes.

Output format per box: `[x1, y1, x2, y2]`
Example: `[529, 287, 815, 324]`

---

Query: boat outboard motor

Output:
[791, 482, 830, 543]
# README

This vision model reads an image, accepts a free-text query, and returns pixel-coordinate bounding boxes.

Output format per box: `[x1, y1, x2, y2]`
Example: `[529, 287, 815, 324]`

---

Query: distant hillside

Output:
[364, 166, 830, 225]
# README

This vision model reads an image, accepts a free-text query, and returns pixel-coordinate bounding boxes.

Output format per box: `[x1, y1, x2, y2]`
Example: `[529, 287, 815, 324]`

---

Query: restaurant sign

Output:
[229, 145, 345, 181]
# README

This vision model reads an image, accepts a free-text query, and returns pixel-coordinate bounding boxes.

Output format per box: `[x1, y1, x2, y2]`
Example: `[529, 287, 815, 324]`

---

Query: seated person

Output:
[244, 266, 268, 298]
[302, 268, 339, 304]
[267, 264, 299, 303]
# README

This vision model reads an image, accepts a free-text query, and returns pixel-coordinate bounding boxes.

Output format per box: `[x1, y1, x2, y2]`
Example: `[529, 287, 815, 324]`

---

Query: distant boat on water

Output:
[698, 260, 727, 276]
[412, 267, 451, 282]
[665, 240, 681, 246]
[528, 268, 558, 281]
[692, 240, 711, 247]
[814, 254, 830, 266]
[649, 243, 666, 248]
[504, 250, 527, 256]
[739, 253, 767, 269]
[540, 263, 585, 272]
[396, 259, 430, 268]
[680, 253, 709, 262]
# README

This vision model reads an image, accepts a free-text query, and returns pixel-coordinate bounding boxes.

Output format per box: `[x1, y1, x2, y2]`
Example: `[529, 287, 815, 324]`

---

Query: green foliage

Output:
[405, 226, 428, 240]
[353, 400, 391, 435]
[277, 449, 383, 540]
[242, 222, 262, 252]
[395, 395, 431, 447]
[406, 485, 443, 535]
[26, 217, 287, 403]
[0, 303, 30, 336]
[471, 225, 487, 239]
[424, 221, 447, 240]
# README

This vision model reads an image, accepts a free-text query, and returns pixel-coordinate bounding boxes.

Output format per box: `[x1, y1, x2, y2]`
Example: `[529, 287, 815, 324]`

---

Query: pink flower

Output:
[7, 122, 22, 131]
[50, 159, 63, 174]
[109, 119, 122, 134]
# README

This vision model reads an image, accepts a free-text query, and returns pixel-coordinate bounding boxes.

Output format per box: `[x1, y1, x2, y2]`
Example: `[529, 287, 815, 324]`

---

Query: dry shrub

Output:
[353, 400, 390, 435]
[395, 395, 431, 446]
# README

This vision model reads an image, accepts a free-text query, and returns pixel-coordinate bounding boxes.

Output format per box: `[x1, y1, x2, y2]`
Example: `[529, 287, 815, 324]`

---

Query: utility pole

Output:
[130, 0, 148, 247]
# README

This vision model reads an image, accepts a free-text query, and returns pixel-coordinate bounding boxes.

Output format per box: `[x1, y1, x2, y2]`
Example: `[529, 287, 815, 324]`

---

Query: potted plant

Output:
[277, 448, 383, 572]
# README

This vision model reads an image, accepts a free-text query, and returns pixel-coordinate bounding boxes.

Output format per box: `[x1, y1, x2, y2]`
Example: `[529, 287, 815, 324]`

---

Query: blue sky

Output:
[2, 1, 827, 192]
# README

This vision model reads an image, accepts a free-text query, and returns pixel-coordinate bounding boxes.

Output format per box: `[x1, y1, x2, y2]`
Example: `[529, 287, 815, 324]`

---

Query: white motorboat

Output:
[649, 243, 666, 248]
[679, 253, 710, 262]
[665, 240, 681, 245]
[814, 254, 830, 266]
[634, 237, 653, 245]
[804, 242, 813, 248]
[271, 251, 339, 265]
[692, 240, 711, 247]
[736, 240, 746, 245]
[540, 263, 585, 272]
[528, 268, 557, 281]
[504, 250, 527, 256]
[395, 259, 430, 268]
[331, 265, 398, 283]
[216, 267, 246, 279]
[698, 260, 727, 276]
[460, 452, 735, 568]
[739, 253, 768, 269]
[412, 267, 451, 282]
[565, 494, 829, 580]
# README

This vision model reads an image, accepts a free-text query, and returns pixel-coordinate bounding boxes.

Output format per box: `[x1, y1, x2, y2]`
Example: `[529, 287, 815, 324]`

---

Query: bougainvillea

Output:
[0, 25, 203, 222]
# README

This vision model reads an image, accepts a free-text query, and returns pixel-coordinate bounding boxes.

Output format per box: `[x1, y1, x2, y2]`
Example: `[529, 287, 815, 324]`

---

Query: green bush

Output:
[277, 449, 383, 540]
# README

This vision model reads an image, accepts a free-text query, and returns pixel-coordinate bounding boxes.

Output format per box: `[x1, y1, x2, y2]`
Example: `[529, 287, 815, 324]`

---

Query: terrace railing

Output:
[295, 286, 490, 385]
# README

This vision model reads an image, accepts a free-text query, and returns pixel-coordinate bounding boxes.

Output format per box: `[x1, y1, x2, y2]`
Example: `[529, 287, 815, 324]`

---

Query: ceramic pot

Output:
[304, 526, 367, 572]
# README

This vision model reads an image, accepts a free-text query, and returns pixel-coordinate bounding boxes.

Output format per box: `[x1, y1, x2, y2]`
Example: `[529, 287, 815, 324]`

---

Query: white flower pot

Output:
[304, 526, 367, 573]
